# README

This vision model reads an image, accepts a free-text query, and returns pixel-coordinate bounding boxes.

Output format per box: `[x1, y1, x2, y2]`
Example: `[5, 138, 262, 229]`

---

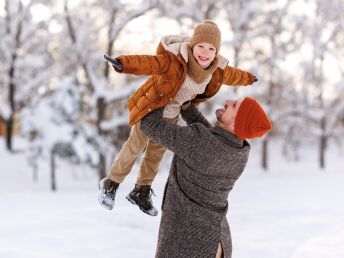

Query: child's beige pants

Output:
[215, 242, 223, 258]
[107, 116, 178, 186]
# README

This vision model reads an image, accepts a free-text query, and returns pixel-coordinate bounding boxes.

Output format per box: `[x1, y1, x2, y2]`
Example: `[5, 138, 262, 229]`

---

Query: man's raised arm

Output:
[140, 109, 201, 159]
[180, 102, 211, 128]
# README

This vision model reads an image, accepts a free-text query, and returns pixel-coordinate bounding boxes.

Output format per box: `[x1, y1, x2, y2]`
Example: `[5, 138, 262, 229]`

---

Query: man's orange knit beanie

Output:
[234, 97, 272, 140]
[189, 20, 221, 52]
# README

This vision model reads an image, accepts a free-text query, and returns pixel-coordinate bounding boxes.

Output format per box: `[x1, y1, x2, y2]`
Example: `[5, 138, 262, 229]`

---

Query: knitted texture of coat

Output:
[140, 105, 251, 258]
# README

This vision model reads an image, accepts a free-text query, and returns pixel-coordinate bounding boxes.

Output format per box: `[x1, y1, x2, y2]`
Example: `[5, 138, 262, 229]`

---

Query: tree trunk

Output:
[5, 0, 22, 152]
[97, 97, 107, 179]
[50, 149, 57, 191]
[7, 58, 16, 152]
[99, 153, 106, 179]
[232, 47, 241, 95]
[319, 117, 326, 169]
[262, 138, 269, 170]
[319, 135, 326, 169]
[5, 115, 13, 151]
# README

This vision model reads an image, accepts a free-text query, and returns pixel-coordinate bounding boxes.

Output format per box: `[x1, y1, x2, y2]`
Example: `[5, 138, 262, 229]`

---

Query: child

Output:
[98, 20, 257, 216]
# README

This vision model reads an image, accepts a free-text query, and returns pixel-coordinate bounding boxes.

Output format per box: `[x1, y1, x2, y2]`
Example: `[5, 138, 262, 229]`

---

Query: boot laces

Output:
[150, 189, 156, 197]
[140, 187, 156, 198]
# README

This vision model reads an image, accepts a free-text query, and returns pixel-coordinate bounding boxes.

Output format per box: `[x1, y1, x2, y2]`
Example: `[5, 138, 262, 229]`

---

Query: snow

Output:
[0, 138, 344, 258]
[0, 101, 10, 120]
[292, 230, 344, 258]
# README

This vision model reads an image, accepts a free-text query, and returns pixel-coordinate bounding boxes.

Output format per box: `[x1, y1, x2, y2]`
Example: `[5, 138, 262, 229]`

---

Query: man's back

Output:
[140, 105, 250, 258]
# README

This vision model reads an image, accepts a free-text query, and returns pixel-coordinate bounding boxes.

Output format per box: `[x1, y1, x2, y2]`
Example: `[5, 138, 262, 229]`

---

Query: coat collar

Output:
[211, 126, 247, 149]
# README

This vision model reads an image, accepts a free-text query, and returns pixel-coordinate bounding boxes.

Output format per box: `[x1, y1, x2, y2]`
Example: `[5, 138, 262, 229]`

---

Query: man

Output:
[139, 97, 272, 258]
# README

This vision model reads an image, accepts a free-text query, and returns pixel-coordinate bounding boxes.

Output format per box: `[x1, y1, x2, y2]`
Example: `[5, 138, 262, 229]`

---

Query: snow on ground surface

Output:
[0, 138, 344, 258]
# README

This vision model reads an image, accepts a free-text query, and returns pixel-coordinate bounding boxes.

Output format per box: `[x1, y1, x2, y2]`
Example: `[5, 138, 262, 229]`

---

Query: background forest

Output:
[0, 0, 343, 257]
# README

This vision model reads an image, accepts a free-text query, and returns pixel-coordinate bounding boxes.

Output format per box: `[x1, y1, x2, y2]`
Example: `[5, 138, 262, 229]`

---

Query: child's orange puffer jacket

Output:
[115, 36, 255, 126]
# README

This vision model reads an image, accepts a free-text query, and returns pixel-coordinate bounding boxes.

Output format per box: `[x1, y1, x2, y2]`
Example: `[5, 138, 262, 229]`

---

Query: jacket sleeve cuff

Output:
[247, 72, 255, 85]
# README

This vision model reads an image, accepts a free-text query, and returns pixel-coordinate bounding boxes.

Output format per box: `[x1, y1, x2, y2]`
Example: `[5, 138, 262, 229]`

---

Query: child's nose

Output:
[202, 49, 210, 55]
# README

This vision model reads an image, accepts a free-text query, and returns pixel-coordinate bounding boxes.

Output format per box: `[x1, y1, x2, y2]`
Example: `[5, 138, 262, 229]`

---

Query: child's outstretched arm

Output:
[108, 53, 172, 76]
[222, 66, 257, 86]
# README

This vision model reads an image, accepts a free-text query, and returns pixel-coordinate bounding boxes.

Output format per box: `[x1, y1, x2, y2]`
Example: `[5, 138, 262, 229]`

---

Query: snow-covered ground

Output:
[1, 138, 344, 258]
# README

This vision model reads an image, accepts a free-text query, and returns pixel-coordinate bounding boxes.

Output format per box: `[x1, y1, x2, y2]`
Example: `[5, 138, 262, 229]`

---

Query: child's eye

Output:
[198, 45, 204, 48]
[209, 48, 215, 51]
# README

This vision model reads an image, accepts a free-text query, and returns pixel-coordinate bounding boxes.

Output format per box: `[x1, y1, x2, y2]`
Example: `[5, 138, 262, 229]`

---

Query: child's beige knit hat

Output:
[189, 20, 221, 52]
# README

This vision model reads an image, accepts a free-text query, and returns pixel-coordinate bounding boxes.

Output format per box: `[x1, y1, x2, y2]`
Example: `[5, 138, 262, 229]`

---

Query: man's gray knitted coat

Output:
[140, 104, 250, 258]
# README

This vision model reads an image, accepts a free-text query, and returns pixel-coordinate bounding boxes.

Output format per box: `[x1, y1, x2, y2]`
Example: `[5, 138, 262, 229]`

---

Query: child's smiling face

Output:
[192, 42, 217, 68]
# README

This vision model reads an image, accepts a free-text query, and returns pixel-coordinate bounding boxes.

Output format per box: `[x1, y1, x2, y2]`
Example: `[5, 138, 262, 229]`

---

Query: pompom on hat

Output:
[189, 20, 221, 52]
[234, 97, 272, 140]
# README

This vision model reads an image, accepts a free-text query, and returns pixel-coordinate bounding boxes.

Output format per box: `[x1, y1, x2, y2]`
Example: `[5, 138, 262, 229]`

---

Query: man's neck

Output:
[215, 121, 227, 130]
[215, 121, 237, 134]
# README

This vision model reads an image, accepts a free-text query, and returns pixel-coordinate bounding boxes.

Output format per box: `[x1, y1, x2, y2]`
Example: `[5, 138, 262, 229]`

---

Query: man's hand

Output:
[181, 101, 192, 111]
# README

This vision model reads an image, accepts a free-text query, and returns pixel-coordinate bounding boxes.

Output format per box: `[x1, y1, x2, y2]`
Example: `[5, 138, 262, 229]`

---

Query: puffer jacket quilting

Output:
[115, 35, 254, 126]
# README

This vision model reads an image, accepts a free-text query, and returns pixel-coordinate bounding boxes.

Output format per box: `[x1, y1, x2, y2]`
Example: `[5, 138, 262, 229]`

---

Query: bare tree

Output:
[300, 0, 344, 169]
[0, 0, 53, 151]
[62, 0, 159, 179]
[222, 0, 260, 67]
[2, 0, 24, 151]
[248, 0, 303, 170]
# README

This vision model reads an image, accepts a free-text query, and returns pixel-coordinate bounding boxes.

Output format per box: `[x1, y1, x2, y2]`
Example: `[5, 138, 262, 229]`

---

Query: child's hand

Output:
[112, 59, 123, 71]
[104, 54, 123, 71]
